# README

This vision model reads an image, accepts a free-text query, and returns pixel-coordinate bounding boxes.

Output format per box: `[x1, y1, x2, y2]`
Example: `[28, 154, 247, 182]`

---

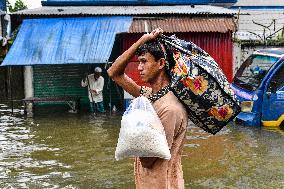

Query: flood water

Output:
[1, 104, 284, 189]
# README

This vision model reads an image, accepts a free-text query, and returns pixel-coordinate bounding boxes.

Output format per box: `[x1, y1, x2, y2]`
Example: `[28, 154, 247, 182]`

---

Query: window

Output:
[234, 54, 279, 91]
[267, 64, 284, 93]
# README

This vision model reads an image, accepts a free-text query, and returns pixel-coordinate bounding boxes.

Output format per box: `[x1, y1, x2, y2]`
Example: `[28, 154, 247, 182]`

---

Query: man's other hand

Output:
[91, 90, 97, 95]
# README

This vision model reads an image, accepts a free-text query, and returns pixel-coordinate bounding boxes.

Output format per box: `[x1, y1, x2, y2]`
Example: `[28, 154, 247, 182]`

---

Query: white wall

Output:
[233, 0, 284, 41]
[235, 0, 284, 6]
[233, 42, 241, 76]
[235, 9, 284, 41]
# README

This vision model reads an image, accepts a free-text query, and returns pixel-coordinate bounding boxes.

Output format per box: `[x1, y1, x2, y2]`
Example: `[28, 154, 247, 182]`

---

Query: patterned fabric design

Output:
[140, 85, 171, 103]
[158, 35, 241, 135]
[140, 86, 152, 98]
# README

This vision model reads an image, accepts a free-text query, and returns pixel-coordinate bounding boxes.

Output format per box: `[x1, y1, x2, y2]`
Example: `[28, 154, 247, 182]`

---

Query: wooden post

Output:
[8, 66, 13, 114]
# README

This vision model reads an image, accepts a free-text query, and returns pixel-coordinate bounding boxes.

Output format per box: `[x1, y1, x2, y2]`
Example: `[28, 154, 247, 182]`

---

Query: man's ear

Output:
[158, 58, 166, 70]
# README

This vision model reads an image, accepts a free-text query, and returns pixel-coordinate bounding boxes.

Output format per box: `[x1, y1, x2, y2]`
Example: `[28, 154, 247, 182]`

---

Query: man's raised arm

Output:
[107, 28, 163, 97]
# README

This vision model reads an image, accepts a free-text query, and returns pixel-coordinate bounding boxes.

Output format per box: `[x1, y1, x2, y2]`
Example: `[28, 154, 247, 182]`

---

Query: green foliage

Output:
[7, 0, 27, 12]
[234, 30, 284, 46]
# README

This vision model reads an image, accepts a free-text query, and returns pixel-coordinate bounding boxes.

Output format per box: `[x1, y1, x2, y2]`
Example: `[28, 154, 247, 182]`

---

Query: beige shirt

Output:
[134, 91, 188, 189]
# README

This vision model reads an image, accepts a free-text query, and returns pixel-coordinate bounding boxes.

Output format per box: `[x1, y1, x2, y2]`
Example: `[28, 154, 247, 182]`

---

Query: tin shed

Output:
[2, 3, 237, 113]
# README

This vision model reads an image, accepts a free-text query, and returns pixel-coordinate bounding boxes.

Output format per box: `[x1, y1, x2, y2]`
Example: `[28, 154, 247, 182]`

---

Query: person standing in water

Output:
[107, 28, 188, 189]
[81, 67, 105, 113]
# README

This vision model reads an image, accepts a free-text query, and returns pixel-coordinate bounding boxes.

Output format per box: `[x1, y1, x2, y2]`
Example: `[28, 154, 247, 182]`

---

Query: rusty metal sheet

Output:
[129, 17, 236, 33]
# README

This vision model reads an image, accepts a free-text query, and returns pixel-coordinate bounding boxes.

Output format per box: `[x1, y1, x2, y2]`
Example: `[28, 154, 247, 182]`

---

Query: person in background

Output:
[81, 67, 105, 113]
[107, 28, 188, 189]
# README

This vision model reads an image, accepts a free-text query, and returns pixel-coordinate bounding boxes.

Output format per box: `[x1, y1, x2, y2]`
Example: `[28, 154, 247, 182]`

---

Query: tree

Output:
[1, 0, 27, 61]
[6, 0, 27, 12]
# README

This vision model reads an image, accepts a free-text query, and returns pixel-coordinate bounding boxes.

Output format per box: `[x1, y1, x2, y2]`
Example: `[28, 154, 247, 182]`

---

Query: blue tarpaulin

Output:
[2, 16, 133, 66]
[0, 0, 6, 11]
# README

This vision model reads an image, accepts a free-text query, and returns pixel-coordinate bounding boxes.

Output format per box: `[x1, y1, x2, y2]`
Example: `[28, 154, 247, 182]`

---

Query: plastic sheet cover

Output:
[2, 16, 133, 66]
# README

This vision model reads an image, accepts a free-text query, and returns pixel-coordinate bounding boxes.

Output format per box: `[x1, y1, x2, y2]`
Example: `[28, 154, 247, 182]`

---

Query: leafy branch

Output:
[6, 0, 27, 12]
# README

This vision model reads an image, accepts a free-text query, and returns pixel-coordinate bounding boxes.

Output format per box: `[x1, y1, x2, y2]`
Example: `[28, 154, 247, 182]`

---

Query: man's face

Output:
[94, 71, 101, 79]
[137, 52, 161, 83]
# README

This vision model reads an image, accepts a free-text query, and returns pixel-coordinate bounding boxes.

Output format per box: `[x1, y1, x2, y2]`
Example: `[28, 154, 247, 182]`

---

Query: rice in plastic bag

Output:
[115, 96, 171, 160]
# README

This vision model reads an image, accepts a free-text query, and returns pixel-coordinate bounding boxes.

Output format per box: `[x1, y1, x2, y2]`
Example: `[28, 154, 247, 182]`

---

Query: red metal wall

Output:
[122, 32, 233, 85]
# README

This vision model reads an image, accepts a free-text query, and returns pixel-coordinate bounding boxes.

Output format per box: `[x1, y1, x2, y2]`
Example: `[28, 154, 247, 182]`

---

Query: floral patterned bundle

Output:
[158, 35, 241, 135]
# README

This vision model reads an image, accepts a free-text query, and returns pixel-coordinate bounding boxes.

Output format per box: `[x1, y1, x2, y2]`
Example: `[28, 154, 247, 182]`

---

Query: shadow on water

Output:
[1, 104, 284, 188]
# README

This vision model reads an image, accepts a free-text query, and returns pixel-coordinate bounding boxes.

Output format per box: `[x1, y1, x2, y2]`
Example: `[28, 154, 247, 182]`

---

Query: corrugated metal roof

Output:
[2, 17, 133, 66]
[129, 17, 236, 33]
[13, 5, 237, 16]
[42, 0, 237, 6]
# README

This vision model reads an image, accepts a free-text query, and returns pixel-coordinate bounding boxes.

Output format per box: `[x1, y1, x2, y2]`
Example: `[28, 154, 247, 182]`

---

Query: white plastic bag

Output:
[115, 96, 171, 160]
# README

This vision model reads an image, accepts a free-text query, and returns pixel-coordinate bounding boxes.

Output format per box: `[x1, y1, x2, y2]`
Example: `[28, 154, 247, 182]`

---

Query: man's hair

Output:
[136, 40, 165, 61]
[136, 39, 175, 75]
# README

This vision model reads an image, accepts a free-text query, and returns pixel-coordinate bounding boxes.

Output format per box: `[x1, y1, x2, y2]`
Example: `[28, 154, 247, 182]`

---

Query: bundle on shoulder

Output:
[158, 35, 241, 135]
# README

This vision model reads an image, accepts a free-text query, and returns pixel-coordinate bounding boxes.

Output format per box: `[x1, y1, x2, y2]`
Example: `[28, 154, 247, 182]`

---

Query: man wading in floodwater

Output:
[81, 67, 105, 114]
[107, 28, 188, 189]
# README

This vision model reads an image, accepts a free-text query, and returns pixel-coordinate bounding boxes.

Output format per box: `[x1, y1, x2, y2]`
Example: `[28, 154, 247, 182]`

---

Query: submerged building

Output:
[1, 0, 238, 114]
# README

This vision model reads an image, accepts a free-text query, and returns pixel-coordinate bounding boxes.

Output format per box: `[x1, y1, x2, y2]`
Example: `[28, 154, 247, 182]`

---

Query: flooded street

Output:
[1, 104, 284, 189]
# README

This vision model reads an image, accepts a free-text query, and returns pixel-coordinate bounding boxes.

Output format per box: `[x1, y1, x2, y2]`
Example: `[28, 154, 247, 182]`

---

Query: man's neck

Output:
[94, 75, 99, 80]
[150, 73, 170, 94]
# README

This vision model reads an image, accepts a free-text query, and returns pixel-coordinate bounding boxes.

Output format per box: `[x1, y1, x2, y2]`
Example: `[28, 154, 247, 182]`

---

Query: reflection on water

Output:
[184, 124, 284, 189]
[1, 104, 284, 188]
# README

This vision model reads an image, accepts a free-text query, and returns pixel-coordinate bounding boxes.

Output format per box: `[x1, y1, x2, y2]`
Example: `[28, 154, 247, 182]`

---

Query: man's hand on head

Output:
[141, 28, 163, 44]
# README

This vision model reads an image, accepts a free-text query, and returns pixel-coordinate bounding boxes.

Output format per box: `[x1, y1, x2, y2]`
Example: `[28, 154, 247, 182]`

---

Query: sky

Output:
[9, 0, 42, 9]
